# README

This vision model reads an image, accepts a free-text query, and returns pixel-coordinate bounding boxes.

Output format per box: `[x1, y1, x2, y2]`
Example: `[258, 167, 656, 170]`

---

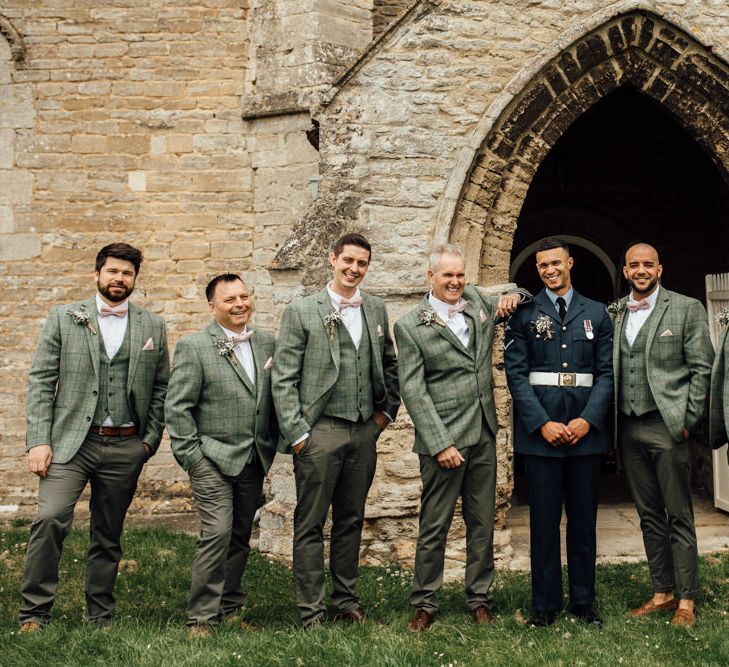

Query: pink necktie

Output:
[99, 306, 128, 318]
[231, 331, 254, 344]
[339, 296, 363, 310]
[626, 300, 651, 313]
[448, 300, 467, 318]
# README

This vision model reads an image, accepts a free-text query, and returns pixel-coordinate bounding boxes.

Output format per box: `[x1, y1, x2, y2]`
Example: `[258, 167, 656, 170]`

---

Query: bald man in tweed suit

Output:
[395, 244, 524, 631]
[166, 274, 277, 636]
[709, 317, 729, 459]
[20, 243, 169, 631]
[613, 243, 713, 627]
[273, 233, 400, 629]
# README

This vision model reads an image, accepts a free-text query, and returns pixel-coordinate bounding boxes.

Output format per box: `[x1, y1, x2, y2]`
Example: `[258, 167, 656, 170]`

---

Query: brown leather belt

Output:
[89, 424, 137, 437]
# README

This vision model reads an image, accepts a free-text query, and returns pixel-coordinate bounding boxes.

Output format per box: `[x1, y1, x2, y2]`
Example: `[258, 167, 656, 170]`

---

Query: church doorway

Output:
[508, 85, 729, 504]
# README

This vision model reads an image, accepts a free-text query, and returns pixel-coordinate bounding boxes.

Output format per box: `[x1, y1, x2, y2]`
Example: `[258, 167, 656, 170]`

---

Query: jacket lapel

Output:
[83, 296, 101, 380]
[462, 298, 481, 360]
[419, 295, 470, 356]
[126, 302, 144, 391]
[361, 293, 381, 371]
[613, 301, 629, 380]
[562, 291, 586, 328]
[250, 332, 267, 407]
[644, 288, 670, 352]
[206, 323, 255, 393]
[316, 288, 340, 370]
[534, 290, 561, 327]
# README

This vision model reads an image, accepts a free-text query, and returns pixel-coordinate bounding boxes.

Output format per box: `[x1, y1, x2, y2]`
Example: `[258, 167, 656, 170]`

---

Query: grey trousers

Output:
[411, 427, 496, 614]
[19, 432, 147, 625]
[292, 416, 380, 626]
[620, 413, 699, 599]
[187, 456, 263, 626]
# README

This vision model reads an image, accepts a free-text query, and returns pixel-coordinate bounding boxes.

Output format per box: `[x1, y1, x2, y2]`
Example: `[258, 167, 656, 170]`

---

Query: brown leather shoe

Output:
[336, 608, 365, 623]
[671, 607, 696, 627]
[409, 608, 434, 631]
[629, 598, 678, 617]
[19, 622, 42, 634]
[471, 606, 496, 625]
[187, 624, 212, 639]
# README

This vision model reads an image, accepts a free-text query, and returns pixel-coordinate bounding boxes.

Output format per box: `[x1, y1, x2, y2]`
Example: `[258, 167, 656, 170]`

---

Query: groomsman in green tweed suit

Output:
[19, 243, 169, 631]
[272, 233, 400, 629]
[394, 244, 524, 631]
[166, 274, 277, 637]
[709, 317, 729, 460]
[613, 242, 713, 627]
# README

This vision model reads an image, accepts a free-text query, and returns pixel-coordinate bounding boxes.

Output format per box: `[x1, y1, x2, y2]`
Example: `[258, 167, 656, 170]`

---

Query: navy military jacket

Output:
[504, 288, 613, 457]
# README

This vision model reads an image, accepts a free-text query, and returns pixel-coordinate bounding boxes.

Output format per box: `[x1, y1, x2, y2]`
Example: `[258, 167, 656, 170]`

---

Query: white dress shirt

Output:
[95, 294, 133, 427]
[429, 292, 470, 347]
[625, 285, 661, 346]
[219, 324, 255, 384]
[328, 284, 362, 349]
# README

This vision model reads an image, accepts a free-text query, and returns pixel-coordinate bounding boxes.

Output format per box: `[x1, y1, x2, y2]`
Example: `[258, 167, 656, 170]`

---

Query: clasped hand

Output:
[540, 418, 590, 447]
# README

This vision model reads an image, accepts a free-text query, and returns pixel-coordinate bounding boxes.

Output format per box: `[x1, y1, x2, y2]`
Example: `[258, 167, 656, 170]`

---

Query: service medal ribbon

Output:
[583, 319, 594, 340]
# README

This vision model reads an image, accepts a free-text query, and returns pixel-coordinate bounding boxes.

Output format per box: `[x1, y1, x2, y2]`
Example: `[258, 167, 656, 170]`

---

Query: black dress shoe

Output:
[571, 604, 603, 627]
[527, 611, 557, 627]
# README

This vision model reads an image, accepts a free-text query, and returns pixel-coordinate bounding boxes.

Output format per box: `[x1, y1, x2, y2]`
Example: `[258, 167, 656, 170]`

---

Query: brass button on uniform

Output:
[561, 344, 567, 349]
[562, 362, 569, 368]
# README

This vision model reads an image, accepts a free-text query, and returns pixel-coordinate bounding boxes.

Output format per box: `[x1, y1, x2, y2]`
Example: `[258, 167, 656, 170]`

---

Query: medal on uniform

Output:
[583, 319, 594, 340]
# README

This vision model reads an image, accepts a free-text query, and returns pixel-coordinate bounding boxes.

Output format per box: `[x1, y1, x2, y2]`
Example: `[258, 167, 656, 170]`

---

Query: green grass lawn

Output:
[1, 526, 729, 666]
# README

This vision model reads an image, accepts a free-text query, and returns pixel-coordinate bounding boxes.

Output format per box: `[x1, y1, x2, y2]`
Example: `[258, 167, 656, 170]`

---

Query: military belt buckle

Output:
[558, 372, 576, 387]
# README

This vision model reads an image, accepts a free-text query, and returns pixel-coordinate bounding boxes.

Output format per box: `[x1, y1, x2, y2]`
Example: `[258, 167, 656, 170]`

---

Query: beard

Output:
[628, 276, 659, 296]
[97, 281, 134, 304]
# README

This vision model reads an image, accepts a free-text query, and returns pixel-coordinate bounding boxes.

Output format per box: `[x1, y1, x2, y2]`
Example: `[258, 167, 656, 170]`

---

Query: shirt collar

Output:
[95, 293, 129, 315]
[218, 323, 250, 340]
[546, 287, 573, 310]
[327, 283, 361, 307]
[629, 284, 660, 308]
[428, 292, 463, 319]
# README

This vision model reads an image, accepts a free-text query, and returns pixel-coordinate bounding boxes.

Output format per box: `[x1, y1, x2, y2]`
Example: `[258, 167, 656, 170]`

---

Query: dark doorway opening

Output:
[509, 85, 729, 504]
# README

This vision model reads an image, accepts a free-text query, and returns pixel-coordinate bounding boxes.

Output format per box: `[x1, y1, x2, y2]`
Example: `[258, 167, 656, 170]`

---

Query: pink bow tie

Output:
[99, 306, 128, 318]
[339, 296, 363, 310]
[231, 331, 254, 344]
[626, 300, 651, 312]
[448, 300, 467, 318]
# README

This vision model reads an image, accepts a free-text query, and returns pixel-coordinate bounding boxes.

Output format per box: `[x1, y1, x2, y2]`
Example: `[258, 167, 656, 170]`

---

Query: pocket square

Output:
[142, 337, 154, 351]
[376, 324, 384, 337]
[659, 329, 674, 337]
[264, 356, 273, 370]
[479, 309, 486, 323]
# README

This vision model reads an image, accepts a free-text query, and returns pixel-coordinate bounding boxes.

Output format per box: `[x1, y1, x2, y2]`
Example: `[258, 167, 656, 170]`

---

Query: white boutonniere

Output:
[607, 299, 626, 324]
[67, 306, 97, 335]
[213, 337, 237, 364]
[716, 308, 729, 329]
[417, 307, 445, 327]
[324, 309, 343, 344]
[530, 314, 554, 340]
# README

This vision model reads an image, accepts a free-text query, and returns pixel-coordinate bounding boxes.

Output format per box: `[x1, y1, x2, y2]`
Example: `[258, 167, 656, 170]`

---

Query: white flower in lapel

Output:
[67, 306, 97, 335]
[417, 307, 445, 327]
[213, 337, 237, 364]
[479, 309, 486, 324]
[324, 309, 343, 344]
[607, 299, 626, 324]
[716, 308, 729, 329]
[530, 314, 554, 340]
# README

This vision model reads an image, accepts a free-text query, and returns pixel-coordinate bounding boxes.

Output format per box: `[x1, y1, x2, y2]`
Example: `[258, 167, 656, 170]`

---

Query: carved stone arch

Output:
[446, 10, 729, 285]
[0, 15, 25, 62]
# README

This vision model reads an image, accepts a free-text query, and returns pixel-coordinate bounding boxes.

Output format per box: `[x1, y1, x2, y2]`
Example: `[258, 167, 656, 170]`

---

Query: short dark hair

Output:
[535, 237, 570, 257]
[205, 273, 244, 302]
[332, 233, 371, 260]
[95, 243, 143, 274]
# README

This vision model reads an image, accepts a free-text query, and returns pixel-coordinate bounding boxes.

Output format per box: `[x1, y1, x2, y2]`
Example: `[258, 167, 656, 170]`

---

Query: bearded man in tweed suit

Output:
[20, 243, 169, 631]
[709, 316, 729, 460]
[613, 242, 713, 627]
[166, 274, 277, 636]
[394, 244, 525, 631]
[272, 233, 400, 629]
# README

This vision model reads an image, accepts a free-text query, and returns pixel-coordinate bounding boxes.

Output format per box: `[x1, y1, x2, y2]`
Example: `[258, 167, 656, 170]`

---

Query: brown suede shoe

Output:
[471, 606, 496, 625]
[187, 624, 212, 639]
[336, 608, 366, 623]
[671, 607, 696, 627]
[409, 608, 434, 631]
[19, 622, 42, 634]
[629, 598, 678, 617]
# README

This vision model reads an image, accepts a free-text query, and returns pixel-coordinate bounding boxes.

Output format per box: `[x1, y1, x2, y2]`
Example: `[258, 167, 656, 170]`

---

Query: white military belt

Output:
[528, 372, 594, 388]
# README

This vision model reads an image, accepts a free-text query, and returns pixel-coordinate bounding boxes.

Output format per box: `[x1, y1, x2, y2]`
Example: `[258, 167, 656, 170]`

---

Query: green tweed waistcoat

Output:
[619, 316, 659, 417]
[322, 318, 373, 422]
[93, 324, 135, 426]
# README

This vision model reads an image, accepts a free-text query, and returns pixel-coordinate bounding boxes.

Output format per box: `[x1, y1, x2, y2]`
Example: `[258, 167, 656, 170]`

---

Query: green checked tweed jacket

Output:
[165, 323, 278, 476]
[272, 288, 400, 447]
[25, 296, 170, 462]
[709, 324, 729, 455]
[394, 286, 502, 457]
[612, 287, 713, 443]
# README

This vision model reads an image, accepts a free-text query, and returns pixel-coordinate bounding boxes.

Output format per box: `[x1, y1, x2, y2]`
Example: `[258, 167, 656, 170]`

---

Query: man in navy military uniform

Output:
[504, 238, 613, 627]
